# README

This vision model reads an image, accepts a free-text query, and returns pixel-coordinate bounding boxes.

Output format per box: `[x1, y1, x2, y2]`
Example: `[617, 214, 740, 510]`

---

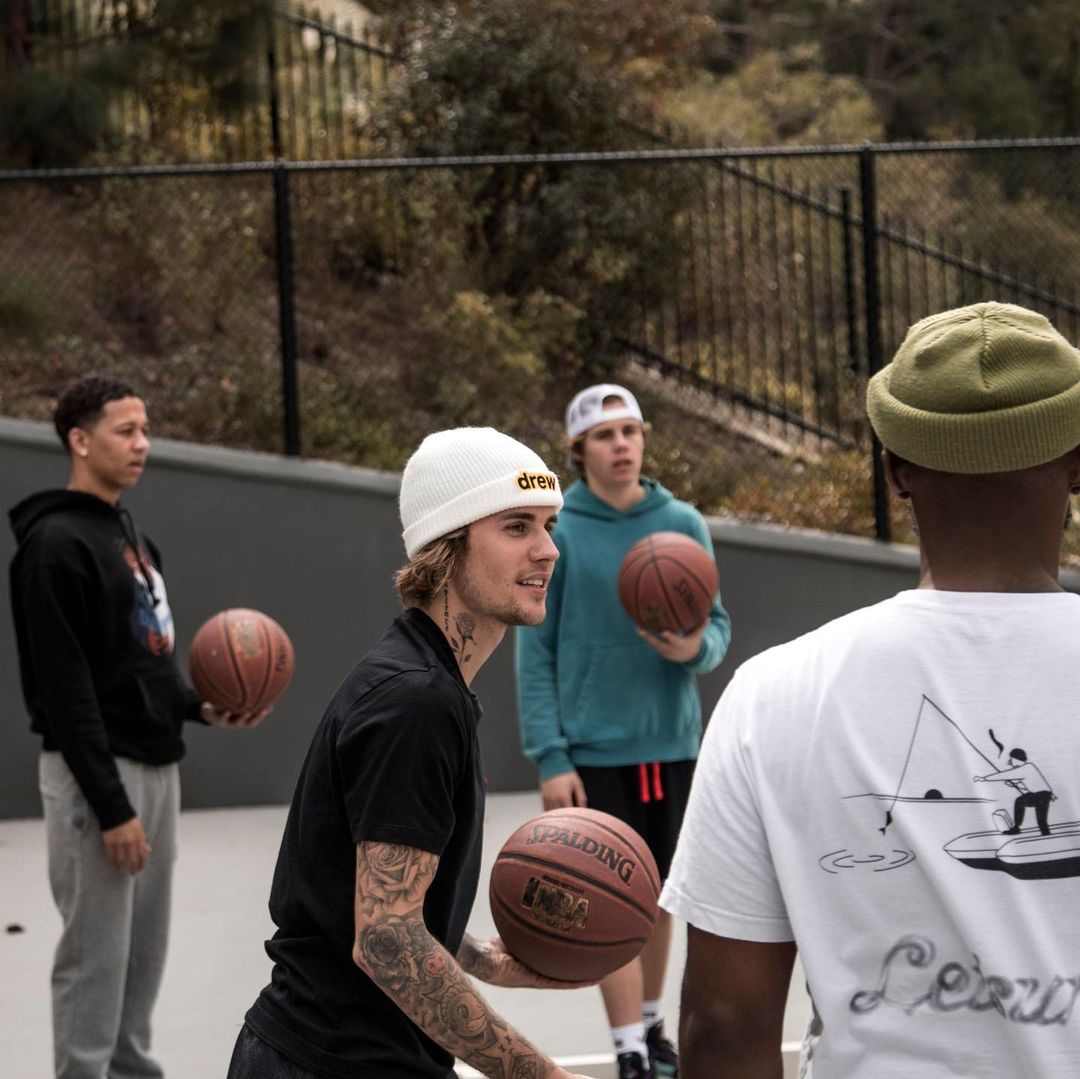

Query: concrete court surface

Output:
[1, 792, 806, 1078]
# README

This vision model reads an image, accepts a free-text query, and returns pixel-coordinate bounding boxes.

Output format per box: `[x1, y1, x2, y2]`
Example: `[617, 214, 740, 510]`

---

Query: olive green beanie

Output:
[866, 301, 1080, 474]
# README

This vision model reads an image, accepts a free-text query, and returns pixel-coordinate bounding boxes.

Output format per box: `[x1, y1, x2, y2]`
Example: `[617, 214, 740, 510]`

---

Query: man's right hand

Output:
[540, 771, 587, 810]
[101, 816, 151, 874]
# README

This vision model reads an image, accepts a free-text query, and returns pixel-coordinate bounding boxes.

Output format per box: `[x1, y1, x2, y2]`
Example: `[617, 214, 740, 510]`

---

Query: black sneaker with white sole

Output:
[645, 1020, 679, 1078]
[616, 1049, 652, 1079]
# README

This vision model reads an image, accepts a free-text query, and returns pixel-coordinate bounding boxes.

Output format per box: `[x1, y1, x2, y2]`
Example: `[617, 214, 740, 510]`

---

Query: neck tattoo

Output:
[443, 587, 450, 632]
[450, 611, 477, 665]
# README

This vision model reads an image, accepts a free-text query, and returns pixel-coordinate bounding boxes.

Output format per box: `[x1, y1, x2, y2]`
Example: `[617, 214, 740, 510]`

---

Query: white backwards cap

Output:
[565, 383, 644, 441]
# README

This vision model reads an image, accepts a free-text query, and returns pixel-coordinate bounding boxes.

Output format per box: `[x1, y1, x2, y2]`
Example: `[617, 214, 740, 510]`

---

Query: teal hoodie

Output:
[515, 478, 731, 780]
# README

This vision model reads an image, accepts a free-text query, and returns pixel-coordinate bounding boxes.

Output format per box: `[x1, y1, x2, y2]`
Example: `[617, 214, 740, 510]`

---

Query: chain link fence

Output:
[2, 138, 1078, 540]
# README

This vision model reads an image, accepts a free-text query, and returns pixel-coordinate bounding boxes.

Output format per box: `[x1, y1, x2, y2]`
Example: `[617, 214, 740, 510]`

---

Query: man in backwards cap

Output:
[517, 383, 731, 1079]
[230, 428, 591, 1079]
[661, 303, 1080, 1077]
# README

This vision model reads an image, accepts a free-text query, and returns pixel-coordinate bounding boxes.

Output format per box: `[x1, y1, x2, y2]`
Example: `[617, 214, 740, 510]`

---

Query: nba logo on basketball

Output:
[520, 877, 590, 931]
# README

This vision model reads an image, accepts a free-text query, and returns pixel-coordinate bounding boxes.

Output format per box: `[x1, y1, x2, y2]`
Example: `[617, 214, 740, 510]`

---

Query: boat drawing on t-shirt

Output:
[827, 694, 1079, 881]
[943, 822, 1080, 879]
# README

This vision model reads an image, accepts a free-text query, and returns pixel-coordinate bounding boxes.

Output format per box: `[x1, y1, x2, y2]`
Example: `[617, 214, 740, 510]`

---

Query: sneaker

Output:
[646, 1021, 679, 1077]
[616, 1050, 652, 1079]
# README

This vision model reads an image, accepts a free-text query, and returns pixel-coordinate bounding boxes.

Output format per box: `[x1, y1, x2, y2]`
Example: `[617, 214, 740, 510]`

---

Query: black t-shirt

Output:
[246, 608, 485, 1078]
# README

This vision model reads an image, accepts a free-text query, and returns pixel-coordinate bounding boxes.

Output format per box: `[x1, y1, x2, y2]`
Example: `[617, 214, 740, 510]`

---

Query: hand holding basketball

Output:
[200, 702, 270, 729]
[636, 621, 706, 663]
[466, 934, 596, 989]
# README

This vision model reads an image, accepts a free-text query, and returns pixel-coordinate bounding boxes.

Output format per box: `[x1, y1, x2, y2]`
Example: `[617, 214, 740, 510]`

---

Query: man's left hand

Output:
[464, 935, 596, 990]
[201, 702, 270, 728]
[637, 623, 705, 663]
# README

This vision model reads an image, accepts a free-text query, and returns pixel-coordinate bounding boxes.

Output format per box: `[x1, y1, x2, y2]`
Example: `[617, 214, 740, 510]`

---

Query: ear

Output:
[882, 449, 912, 499]
[1065, 446, 1080, 494]
[67, 426, 90, 459]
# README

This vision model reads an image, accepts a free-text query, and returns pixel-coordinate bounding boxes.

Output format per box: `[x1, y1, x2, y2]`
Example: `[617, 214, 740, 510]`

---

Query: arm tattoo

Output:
[457, 933, 498, 982]
[356, 844, 556, 1078]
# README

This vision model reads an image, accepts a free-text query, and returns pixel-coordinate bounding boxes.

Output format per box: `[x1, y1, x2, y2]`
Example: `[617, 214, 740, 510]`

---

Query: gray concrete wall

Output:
[1, 415, 964, 820]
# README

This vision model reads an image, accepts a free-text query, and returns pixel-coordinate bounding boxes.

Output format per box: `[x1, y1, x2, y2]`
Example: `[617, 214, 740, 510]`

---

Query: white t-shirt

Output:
[661, 590, 1080, 1078]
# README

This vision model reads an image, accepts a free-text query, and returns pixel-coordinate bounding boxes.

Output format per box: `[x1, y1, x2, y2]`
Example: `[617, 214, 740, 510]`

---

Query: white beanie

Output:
[400, 427, 563, 558]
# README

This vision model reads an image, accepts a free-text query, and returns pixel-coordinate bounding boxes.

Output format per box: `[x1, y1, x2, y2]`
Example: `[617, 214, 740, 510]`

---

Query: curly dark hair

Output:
[53, 376, 140, 451]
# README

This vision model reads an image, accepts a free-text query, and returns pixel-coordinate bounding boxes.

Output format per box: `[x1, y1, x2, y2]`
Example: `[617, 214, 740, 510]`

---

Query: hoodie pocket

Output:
[564, 643, 656, 747]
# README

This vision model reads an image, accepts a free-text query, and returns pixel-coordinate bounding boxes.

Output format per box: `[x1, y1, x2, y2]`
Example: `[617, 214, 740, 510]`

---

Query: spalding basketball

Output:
[489, 807, 660, 982]
[189, 608, 294, 713]
[618, 531, 718, 635]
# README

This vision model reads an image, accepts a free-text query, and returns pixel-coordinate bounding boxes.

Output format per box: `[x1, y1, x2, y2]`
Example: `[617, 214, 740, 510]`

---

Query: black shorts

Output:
[228, 1025, 320, 1079]
[575, 759, 695, 881]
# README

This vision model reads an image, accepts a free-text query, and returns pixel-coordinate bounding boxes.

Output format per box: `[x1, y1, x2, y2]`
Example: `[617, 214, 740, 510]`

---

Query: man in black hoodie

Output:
[9, 376, 259, 1079]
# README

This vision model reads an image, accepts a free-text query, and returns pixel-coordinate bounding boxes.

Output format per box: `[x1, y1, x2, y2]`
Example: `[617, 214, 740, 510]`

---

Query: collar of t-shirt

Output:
[892, 588, 1080, 613]
[400, 606, 478, 703]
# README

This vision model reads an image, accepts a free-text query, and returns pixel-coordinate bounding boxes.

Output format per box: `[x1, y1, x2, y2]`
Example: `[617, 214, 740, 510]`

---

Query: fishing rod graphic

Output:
[880, 695, 1022, 835]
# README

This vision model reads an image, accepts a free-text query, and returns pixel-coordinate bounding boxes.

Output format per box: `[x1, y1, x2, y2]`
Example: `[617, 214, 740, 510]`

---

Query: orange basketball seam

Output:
[654, 554, 716, 619]
[493, 852, 658, 921]
[528, 814, 661, 893]
[191, 622, 243, 713]
[490, 893, 648, 950]
[251, 615, 273, 709]
[222, 611, 250, 712]
[650, 551, 691, 635]
[532, 811, 662, 894]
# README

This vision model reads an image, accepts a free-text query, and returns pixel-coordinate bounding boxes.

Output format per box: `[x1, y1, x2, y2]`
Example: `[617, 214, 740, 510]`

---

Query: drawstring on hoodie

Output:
[637, 762, 664, 804]
[116, 506, 158, 606]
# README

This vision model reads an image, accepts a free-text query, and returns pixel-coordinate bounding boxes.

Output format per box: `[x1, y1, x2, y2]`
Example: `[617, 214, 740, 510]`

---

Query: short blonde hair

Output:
[394, 526, 469, 609]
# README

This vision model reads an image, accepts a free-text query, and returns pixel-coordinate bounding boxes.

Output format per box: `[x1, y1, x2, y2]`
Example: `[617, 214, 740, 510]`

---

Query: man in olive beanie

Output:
[663, 302, 1080, 1077]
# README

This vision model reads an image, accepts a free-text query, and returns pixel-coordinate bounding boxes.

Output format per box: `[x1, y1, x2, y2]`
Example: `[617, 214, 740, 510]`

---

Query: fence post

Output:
[272, 164, 301, 456]
[859, 146, 890, 542]
[266, 12, 285, 160]
[839, 186, 860, 374]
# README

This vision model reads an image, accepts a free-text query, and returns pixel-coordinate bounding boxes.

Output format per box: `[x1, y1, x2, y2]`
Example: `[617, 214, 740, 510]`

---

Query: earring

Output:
[79, 449, 88, 458]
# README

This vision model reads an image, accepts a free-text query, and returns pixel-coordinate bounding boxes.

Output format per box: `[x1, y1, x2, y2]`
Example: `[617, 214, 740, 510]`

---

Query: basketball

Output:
[489, 807, 660, 982]
[189, 608, 294, 714]
[618, 531, 718, 635]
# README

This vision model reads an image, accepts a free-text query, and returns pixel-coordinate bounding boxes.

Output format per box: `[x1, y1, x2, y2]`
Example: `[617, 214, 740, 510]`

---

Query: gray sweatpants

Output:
[39, 752, 179, 1079]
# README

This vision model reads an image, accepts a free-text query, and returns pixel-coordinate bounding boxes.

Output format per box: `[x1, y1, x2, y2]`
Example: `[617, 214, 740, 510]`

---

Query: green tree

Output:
[700, 0, 1080, 141]
[818, 0, 1080, 140]
[363, 0, 711, 380]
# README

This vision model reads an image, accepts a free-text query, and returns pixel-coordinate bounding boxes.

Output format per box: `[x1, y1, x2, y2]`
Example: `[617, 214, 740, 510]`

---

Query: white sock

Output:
[612, 1020, 648, 1060]
[642, 998, 663, 1030]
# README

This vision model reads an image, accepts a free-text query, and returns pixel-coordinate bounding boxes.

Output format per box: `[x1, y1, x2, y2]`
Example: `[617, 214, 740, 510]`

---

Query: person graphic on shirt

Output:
[975, 747, 1055, 835]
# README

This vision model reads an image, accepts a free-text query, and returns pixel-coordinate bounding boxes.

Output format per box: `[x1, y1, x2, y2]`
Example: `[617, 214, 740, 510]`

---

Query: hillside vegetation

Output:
[2, 0, 1078, 559]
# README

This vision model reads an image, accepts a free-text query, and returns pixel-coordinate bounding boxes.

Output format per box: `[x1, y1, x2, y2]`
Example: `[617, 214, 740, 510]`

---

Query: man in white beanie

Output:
[229, 428, 592, 1079]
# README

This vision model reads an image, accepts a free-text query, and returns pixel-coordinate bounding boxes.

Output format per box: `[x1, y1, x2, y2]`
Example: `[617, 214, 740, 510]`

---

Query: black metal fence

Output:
[1, 138, 1078, 541]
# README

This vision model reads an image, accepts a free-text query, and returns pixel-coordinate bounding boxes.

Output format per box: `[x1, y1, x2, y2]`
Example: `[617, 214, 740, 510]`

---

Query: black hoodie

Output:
[9, 489, 202, 829]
